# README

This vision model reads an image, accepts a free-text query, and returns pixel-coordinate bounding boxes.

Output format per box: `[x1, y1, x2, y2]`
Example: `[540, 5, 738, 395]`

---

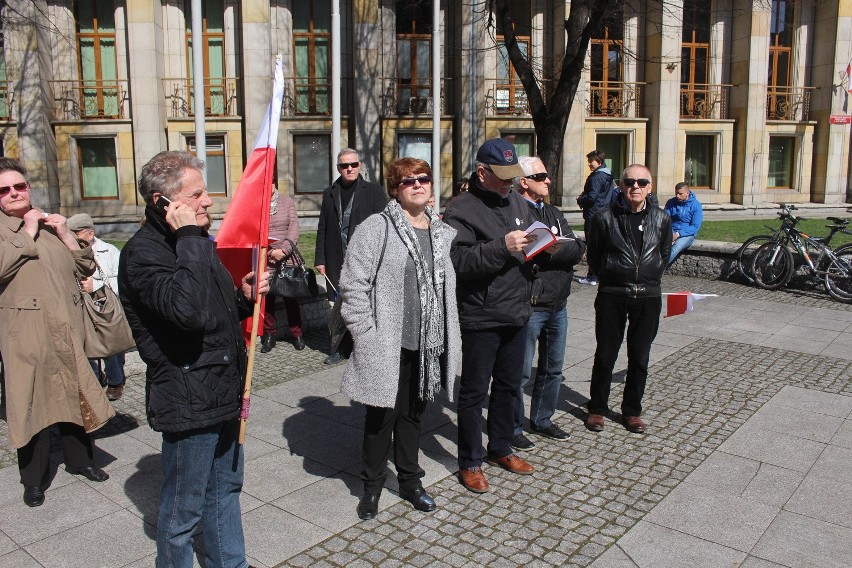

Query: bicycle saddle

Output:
[826, 217, 849, 225]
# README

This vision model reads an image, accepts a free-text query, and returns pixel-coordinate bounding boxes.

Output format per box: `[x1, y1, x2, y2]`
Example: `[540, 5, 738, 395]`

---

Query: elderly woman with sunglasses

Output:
[0, 158, 114, 507]
[339, 157, 461, 520]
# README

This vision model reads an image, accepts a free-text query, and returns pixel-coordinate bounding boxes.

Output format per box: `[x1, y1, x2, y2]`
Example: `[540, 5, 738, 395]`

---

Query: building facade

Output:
[0, 0, 849, 224]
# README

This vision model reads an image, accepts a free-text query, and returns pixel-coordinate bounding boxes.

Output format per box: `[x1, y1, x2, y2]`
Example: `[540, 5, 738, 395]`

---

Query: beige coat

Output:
[0, 213, 115, 449]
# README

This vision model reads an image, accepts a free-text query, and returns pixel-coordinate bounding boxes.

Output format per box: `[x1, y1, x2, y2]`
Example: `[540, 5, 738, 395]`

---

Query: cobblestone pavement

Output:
[0, 275, 850, 567]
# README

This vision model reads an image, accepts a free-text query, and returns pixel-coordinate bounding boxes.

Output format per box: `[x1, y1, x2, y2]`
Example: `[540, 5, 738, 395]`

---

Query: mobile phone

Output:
[154, 195, 172, 215]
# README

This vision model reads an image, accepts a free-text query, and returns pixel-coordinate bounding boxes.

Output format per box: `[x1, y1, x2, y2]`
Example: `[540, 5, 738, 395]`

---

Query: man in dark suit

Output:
[315, 148, 386, 363]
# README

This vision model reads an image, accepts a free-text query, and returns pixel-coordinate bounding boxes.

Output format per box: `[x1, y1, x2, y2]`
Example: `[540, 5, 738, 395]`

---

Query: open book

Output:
[522, 221, 574, 260]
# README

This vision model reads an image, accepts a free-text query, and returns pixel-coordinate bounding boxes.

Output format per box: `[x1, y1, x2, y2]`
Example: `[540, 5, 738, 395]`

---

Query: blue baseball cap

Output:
[475, 138, 526, 180]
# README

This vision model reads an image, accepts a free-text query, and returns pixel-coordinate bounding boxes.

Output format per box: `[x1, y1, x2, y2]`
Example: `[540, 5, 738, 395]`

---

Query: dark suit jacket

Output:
[315, 175, 386, 298]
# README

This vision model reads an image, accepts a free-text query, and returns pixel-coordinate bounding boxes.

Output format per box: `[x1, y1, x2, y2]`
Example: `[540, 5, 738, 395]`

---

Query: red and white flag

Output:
[663, 291, 718, 318]
[216, 55, 284, 342]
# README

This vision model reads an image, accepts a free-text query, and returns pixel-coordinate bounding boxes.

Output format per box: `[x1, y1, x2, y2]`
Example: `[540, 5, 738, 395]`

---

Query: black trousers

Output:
[361, 349, 426, 493]
[17, 423, 95, 488]
[457, 325, 527, 469]
[589, 293, 661, 417]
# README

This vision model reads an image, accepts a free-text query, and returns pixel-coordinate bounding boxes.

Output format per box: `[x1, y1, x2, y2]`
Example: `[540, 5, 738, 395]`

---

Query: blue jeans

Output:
[514, 307, 568, 434]
[88, 353, 125, 386]
[669, 235, 695, 265]
[157, 420, 247, 568]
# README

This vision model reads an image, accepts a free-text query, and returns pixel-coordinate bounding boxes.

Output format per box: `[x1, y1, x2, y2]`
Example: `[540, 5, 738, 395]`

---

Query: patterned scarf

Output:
[384, 199, 446, 401]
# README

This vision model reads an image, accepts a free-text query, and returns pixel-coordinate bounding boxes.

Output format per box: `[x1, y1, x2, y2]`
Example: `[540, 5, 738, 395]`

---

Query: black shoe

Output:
[509, 433, 536, 451]
[260, 334, 276, 353]
[531, 423, 571, 441]
[324, 352, 343, 365]
[294, 336, 306, 351]
[399, 487, 436, 512]
[23, 486, 44, 507]
[357, 491, 381, 520]
[66, 465, 109, 482]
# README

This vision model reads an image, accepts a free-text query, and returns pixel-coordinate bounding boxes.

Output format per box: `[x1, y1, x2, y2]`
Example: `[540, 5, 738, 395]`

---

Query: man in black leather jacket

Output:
[585, 164, 672, 435]
[119, 151, 269, 568]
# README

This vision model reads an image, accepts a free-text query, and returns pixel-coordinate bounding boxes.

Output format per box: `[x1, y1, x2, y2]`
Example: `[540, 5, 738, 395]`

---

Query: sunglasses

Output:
[399, 175, 432, 188]
[525, 172, 549, 182]
[0, 182, 29, 196]
[337, 161, 360, 169]
[622, 178, 652, 188]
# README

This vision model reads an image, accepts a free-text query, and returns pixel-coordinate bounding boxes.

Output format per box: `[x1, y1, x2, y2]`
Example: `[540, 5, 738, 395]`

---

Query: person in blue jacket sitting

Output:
[664, 182, 703, 266]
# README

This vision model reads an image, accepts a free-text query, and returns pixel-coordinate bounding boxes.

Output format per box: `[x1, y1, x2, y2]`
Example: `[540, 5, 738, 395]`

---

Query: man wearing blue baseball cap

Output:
[443, 138, 535, 493]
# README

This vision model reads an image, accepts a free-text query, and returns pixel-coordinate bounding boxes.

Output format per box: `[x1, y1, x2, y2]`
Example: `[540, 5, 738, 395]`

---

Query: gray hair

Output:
[337, 148, 359, 162]
[138, 151, 205, 205]
[513, 156, 542, 189]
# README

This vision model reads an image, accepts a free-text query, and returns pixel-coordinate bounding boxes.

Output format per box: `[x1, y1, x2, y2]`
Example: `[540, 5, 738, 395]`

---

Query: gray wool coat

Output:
[339, 210, 461, 408]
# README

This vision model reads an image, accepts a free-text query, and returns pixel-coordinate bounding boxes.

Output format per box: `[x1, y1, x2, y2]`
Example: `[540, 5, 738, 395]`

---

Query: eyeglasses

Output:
[337, 161, 360, 169]
[525, 173, 549, 182]
[398, 175, 432, 188]
[622, 178, 652, 188]
[0, 182, 29, 196]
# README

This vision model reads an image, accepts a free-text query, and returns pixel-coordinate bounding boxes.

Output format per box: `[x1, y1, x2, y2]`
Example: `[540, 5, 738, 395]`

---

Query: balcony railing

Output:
[766, 86, 813, 121]
[586, 81, 643, 118]
[163, 77, 240, 118]
[484, 80, 531, 116]
[378, 79, 446, 117]
[51, 80, 129, 120]
[680, 84, 730, 119]
[282, 78, 330, 117]
[0, 81, 12, 120]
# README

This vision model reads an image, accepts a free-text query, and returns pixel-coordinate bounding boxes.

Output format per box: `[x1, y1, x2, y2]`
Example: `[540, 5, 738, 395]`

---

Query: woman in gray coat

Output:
[340, 157, 461, 520]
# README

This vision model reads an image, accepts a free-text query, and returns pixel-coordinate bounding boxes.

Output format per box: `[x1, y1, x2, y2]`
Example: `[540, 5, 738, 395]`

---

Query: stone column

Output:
[5, 0, 59, 211]
[809, 0, 851, 204]
[241, 0, 272, 150]
[126, 0, 168, 204]
[644, 1, 683, 198]
[729, 5, 770, 206]
[351, 0, 383, 180]
[452, 0, 487, 182]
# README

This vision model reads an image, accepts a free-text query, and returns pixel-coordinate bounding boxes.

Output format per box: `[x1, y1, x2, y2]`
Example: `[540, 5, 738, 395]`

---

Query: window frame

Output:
[186, 135, 228, 196]
[495, 35, 530, 115]
[767, 135, 797, 190]
[75, 0, 119, 118]
[292, 132, 331, 194]
[184, 0, 226, 117]
[684, 133, 717, 191]
[77, 136, 120, 201]
[589, 11, 625, 117]
[767, 0, 795, 119]
[293, 1, 331, 115]
[680, 0, 711, 118]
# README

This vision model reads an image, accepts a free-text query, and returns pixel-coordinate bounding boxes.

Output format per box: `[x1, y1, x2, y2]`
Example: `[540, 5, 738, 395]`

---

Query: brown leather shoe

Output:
[105, 385, 123, 401]
[458, 467, 489, 493]
[585, 413, 605, 432]
[624, 415, 646, 434]
[486, 453, 534, 475]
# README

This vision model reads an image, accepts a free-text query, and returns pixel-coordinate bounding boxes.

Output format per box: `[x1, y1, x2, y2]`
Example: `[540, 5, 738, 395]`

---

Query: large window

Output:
[187, 136, 227, 196]
[590, 7, 625, 116]
[78, 138, 119, 199]
[294, 1, 330, 115]
[293, 134, 330, 193]
[76, 0, 118, 118]
[768, 136, 795, 189]
[767, 0, 794, 119]
[502, 133, 535, 158]
[595, 133, 628, 179]
[185, 0, 226, 116]
[0, 24, 8, 120]
[495, 1, 531, 115]
[684, 135, 715, 189]
[680, 0, 710, 117]
[396, 1, 432, 115]
[398, 133, 432, 164]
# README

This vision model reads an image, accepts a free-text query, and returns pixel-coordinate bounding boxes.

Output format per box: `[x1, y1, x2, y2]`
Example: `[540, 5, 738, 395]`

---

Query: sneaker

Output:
[509, 433, 536, 451]
[531, 423, 570, 441]
[577, 276, 598, 286]
[324, 352, 343, 365]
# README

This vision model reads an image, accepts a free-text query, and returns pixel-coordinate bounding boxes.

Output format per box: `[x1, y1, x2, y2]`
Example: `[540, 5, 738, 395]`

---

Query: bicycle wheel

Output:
[825, 250, 852, 303]
[735, 235, 773, 284]
[750, 242, 794, 290]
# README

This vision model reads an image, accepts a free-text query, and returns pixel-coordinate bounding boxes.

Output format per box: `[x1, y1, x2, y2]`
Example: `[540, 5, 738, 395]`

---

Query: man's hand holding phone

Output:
[155, 194, 198, 232]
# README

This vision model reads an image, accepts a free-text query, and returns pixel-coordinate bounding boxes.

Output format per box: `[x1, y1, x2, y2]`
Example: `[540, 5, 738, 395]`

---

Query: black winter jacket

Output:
[119, 208, 252, 432]
[577, 166, 614, 220]
[509, 194, 586, 312]
[315, 175, 387, 299]
[587, 196, 672, 298]
[443, 176, 532, 329]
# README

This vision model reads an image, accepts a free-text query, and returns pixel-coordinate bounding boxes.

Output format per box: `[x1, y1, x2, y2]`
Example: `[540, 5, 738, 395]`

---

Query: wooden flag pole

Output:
[238, 246, 268, 444]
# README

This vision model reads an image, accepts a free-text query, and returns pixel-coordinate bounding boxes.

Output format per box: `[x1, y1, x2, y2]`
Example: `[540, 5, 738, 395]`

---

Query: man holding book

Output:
[509, 156, 586, 450]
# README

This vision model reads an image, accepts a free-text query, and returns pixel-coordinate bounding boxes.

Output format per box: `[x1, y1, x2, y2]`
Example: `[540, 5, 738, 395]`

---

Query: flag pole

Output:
[239, 247, 267, 444]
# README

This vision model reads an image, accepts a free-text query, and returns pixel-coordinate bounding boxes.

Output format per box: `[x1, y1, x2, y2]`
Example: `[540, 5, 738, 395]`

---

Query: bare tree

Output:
[491, 0, 612, 192]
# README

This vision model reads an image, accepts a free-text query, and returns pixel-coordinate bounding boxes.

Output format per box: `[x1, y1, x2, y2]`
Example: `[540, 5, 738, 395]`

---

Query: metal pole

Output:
[191, 0, 206, 180]
[432, 0, 441, 210]
[331, 0, 341, 169]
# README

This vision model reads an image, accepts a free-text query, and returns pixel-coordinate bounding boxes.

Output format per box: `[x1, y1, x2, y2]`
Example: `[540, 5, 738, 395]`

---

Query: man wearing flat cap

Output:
[67, 213, 126, 400]
[443, 138, 536, 493]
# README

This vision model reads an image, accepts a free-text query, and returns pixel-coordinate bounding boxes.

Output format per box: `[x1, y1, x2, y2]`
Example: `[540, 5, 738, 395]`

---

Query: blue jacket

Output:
[577, 165, 614, 220]
[664, 191, 703, 238]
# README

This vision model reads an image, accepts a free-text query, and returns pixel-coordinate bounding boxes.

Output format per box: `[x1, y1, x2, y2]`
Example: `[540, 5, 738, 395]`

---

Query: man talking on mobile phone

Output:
[118, 151, 269, 568]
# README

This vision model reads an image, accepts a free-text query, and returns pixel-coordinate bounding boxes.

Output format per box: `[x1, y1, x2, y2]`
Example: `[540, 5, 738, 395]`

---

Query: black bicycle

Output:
[734, 204, 800, 284]
[749, 211, 852, 302]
